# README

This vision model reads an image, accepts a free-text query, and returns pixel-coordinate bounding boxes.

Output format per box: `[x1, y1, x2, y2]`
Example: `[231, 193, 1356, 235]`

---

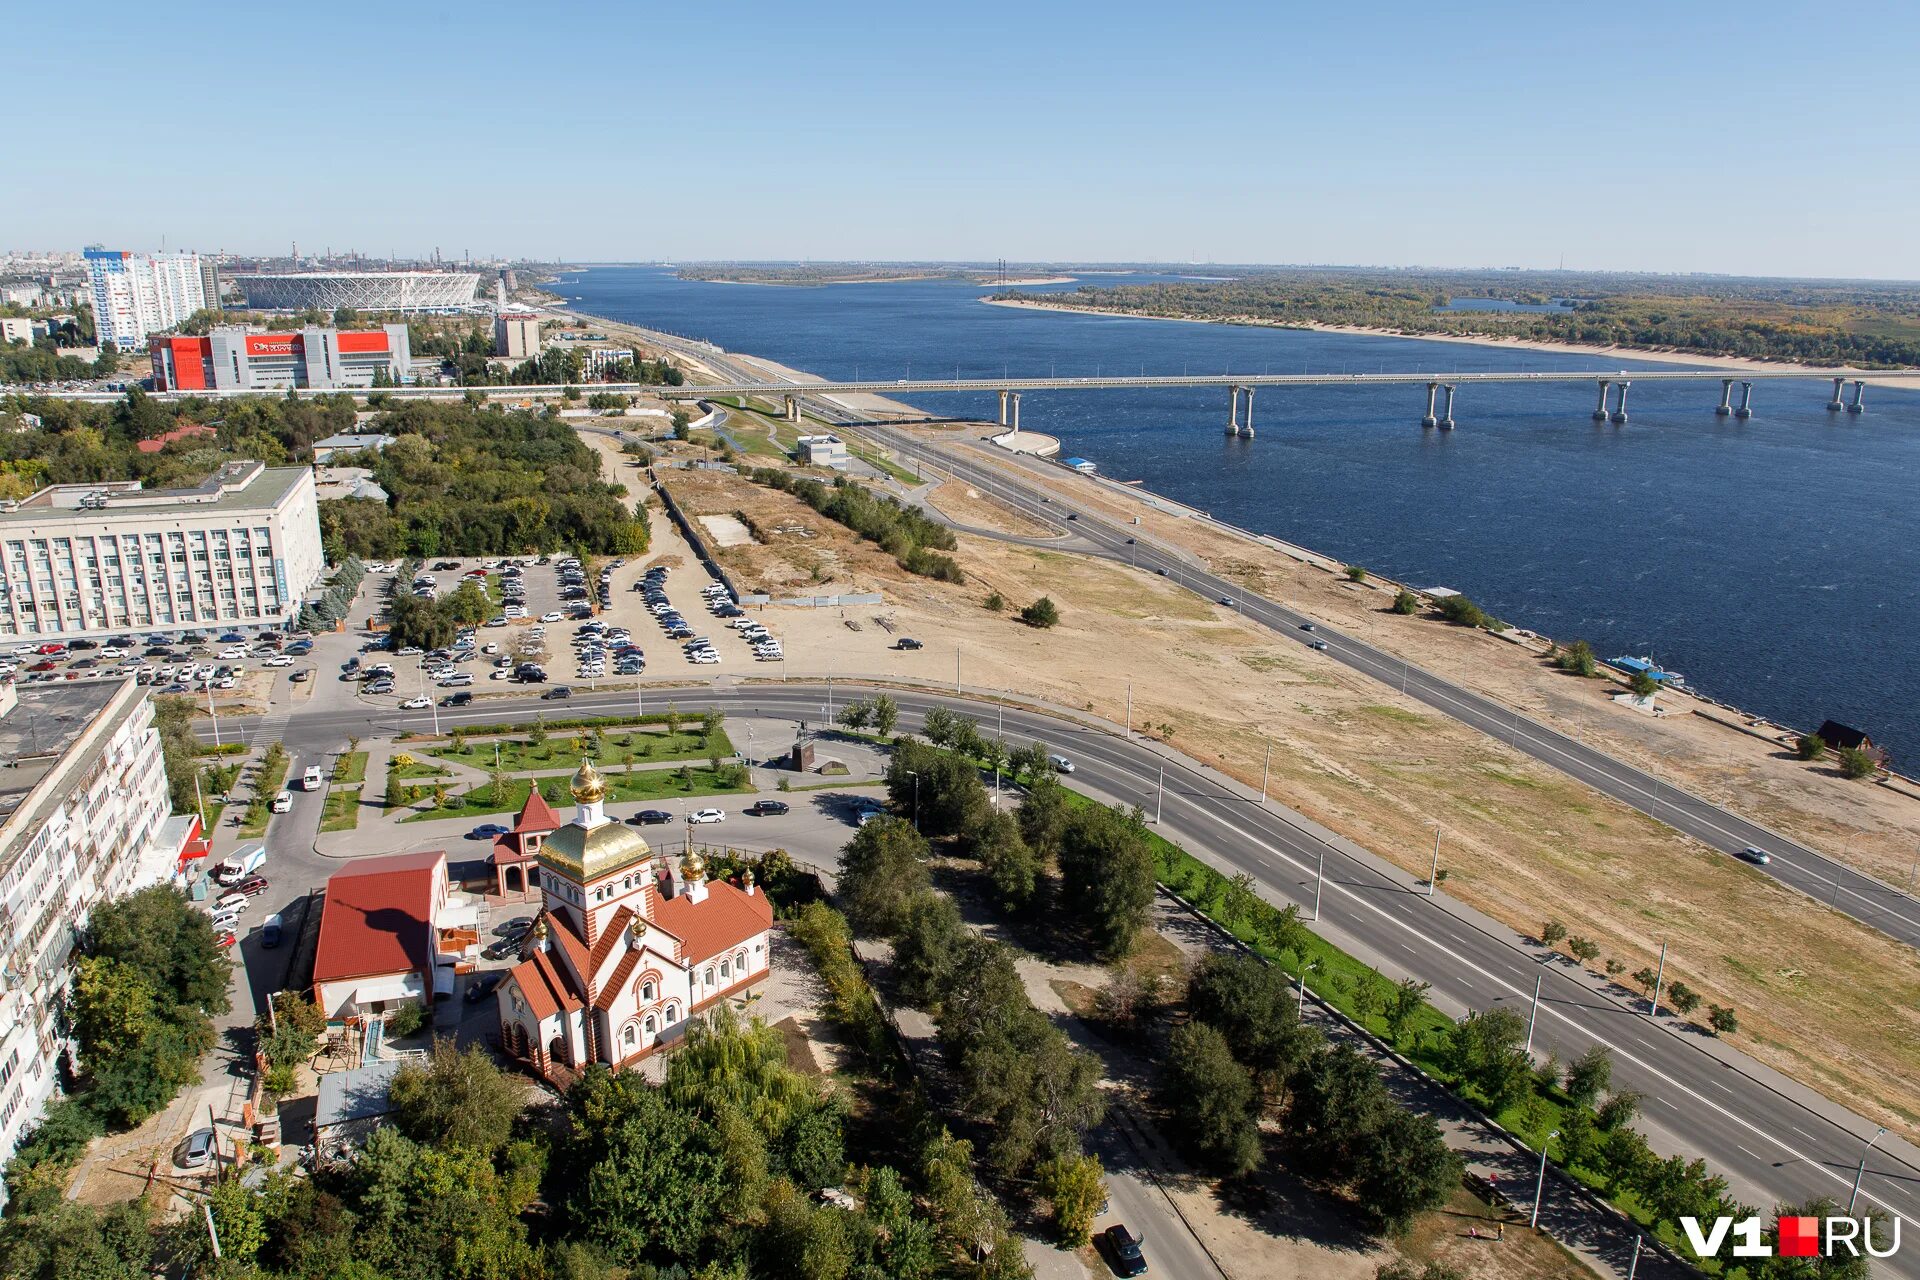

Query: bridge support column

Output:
[1828, 377, 1847, 411]
[1240, 386, 1254, 437]
[784, 395, 800, 423]
[1592, 380, 1611, 421]
[1715, 379, 1733, 416]
[1733, 381, 1754, 420]
[1009, 392, 1021, 430]
[1848, 379, 1865, 414]
[1225, 385, 1241, 436]
[1422, 382, 1439, 428]
[1610, 381, 1631, 424]
[1438, 384, 1456, 430]
[998, 390, 1009, 427]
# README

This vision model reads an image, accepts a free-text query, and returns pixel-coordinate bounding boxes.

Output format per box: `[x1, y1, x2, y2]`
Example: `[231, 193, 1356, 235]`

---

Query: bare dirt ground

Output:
[647, 454, 1920, 1138]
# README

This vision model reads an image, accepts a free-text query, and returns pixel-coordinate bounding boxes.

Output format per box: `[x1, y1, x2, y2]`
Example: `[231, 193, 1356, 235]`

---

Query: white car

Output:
[540, 611, 563, 623]
[263, 654, 294, 667]
[219, 646, 247, 659]
[438, 673, 474, 687]
[504, 606, 528, 618]
[396, 646, 423, 656]
[486, 616, 508, 628]
[271, 790, 293, 813]
[689, 808, 726, 824]
[215, 675, 238, 690]
[481, 642, 499, 654]
[401, 696, 431, 709]
[691, 652, 720, 665]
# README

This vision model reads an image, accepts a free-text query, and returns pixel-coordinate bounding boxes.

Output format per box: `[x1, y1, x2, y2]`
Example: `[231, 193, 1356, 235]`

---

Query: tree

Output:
[0, 1200, 155, 1280]
[1567, 935, 1601, 965]
[838, 701, 873, 732]
[870, 694, 898, 739]
[1629, 669, 1660, 699]
[389, 1039, 525, 1156]
[557, 1071, 726, 1268]
[1161, 1022, 1262, 1176]
[1055, 803, 1156, 958]
[984, 591, 1005, 612]
[974, 809, 1039, 912]
[1391, 589, 1421, 615]
[1384, 978, 1432, 1049]
[1019, 597, 1061, 628]
[1631, 965, 1660, 996]
[1186, 952, 1321, 1088]
[886, 738, 990, 839]
[1345, 564, 1367, 582]
[1353, 1106, 1461, 1233]
[837, 817, 930, 937]
[1837, 745, 1881, 779]
[1564, 1046, 1613, 1108]
[1596, 1089, 1641, 1132]
[1707, 1004, 1739, 1036]
[894, 891, 968, 1009]
[1667, 981, 1702, 1016]
[1441, 1008, 1533, 1112]
[1540, 920, 1568, 951]
[1796, 734, 1829, 761]
[1036, 1153, 1106, 1246]
[1551, 639, 1598, 677]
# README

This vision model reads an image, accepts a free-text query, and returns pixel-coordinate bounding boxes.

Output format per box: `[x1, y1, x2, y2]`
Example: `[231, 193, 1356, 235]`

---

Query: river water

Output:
[554, 266, 1920, 763]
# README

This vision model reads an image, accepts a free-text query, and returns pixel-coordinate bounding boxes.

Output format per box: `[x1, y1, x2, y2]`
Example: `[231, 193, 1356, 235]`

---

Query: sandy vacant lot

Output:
[649, 453, 1920, 1138]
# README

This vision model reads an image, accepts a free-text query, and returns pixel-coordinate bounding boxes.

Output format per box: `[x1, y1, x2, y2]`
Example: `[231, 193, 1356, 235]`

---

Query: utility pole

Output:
[1310, 848, 1326, 921]
[1258, 741, 1271, 803]
[1154, 763, 1164, 824]
[1427, 826, 1441, 895]
[1650, 940, 1668, 1017]
[1848, 1126, 1888, 1213]
[1124, 683, 1132, 739]
[1524, 969, 1544, 1054]
[1626, 1236, 1641, 1280]
[1530, 1131, 1558, 1229]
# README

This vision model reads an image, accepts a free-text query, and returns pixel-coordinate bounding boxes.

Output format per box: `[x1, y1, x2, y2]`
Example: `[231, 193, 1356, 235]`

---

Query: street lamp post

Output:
[1524, 969, 1544, 1054]
[1296, 959, 1319, 1013]
[1848, 1126, 1888, 1213]
[1259, 741, 1271, 803]
[1310, 847, 1326, 921]
[1154, 763, 1164, 824]
[1650, 940, 1668, 1017]
[1427, 825, 1441, 895]
[1530, 1130, 1559, 1229]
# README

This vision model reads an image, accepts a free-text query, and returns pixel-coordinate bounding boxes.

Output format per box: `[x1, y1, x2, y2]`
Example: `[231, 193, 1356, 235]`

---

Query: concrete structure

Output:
[310, 432, 392, 464]
[149, 326, 412, 392]
[489, 788, 557, 900]
[494, 314, 542, 360]
[796, 434, 849, 469]
[582, 347, 631, 380]
[0, 680, 175, 1180]
[234, 271, 479, 314]
[198, 259, 221, 310]
[496, 762, 772, 1082]
[0, 319, 31, 347]
[311, 467, 388, 503]
[0, 461, 323, 641]
[311, 850, 481, 1020]
[84, 248, 206, 352]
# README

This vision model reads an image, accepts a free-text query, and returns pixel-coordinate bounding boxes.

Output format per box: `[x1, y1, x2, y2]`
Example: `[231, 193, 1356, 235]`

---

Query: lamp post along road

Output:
[1259, 741, 1271, 803]
[1650, 940, 1668, 1017]
[1427, 826, 1441, 896]
[1311, 847, 1326, 921]
[1531, 1131, 1559, 1229]
[1849, 1126, 1889, 1213]
[1524, 970, 1544, 1055]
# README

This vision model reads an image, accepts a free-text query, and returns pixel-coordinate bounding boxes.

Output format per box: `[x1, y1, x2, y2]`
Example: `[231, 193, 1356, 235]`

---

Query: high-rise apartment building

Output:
[84, 248, 206, 352]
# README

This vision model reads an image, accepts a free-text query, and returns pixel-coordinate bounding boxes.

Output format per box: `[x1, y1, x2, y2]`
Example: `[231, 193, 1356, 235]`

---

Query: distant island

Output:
[986, 268, 1920, 368]
[678, 264, 1073, 287]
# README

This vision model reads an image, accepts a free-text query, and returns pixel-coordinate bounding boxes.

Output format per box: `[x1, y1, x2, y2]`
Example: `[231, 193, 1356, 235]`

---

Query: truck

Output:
[212, 843, 266, 886]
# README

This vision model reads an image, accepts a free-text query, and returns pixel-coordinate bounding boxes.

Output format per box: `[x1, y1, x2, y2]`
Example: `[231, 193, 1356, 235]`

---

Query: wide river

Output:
[554, 266, 1920, 764]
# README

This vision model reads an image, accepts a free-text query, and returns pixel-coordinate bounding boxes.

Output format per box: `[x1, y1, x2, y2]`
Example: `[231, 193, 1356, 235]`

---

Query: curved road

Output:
[223, 680, 1918, 1272]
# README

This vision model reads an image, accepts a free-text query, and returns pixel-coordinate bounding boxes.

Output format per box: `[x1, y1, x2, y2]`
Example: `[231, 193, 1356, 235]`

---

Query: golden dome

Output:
[570, 759, 606, 804]
[541, 820, 653, 884]
[680, 849, 707, 881]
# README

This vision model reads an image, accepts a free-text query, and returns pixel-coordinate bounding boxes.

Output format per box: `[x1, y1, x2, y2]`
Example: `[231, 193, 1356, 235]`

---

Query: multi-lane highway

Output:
[230, 680, 1918, 1272]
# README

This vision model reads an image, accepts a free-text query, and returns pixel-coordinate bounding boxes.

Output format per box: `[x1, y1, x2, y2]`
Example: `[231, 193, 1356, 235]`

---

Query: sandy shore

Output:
[982, 296, 1920, 386]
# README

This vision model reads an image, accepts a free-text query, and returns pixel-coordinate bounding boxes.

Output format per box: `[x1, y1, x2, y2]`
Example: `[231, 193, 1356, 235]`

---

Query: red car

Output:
[35, 644, 65, 655]
[235, 876, 269, 896]
[27, 661, 55, 672]
[214, 932, 236, 949]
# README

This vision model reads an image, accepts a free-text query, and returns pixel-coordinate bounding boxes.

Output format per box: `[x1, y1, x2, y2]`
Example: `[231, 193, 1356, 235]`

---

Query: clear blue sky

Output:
[9, 0, 1920, 278]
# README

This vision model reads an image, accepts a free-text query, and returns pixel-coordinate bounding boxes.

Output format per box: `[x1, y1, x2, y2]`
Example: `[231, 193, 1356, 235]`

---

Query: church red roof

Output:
[653, 881, 773, 966]
[311, 851, 443, 986]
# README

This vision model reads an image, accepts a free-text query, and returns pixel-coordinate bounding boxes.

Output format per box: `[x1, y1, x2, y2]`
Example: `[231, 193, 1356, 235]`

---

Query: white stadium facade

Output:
[233, 271, 481, 314]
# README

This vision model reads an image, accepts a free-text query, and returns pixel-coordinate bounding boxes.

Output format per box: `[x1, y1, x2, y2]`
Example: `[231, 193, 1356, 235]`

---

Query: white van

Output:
[1049, 755, 1075, 774]
[271, 790, 293, 814]
[301, 766, 324, 791]
[216, 891, 250, 914]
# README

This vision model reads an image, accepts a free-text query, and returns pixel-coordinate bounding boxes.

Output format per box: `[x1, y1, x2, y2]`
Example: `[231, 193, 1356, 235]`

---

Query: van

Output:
[301, 766, 324, 791]
[270, 790, 293, 814]
[212, 844, 266, 884]
[260, 913, 284, 948]
[216, 891, 249, 915]
[1049, 755, 1075, 774]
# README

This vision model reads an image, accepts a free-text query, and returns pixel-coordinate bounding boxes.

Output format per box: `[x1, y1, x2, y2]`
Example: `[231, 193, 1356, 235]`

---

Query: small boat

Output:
[1609, 655, 1685, 687]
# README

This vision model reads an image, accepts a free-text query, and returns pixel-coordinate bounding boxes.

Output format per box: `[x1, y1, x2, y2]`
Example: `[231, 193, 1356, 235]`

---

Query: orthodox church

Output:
[495, 760, 773, 1080]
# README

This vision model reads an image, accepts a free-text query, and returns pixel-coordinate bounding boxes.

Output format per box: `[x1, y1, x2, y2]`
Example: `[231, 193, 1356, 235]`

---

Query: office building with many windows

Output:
[0, 462, 323, 641]
[0, 679, 176, 1184]
[84, 248, 207, 352]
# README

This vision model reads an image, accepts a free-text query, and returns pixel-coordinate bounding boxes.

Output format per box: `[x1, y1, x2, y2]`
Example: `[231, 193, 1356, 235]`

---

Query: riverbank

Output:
[981, 296, 1920, 387]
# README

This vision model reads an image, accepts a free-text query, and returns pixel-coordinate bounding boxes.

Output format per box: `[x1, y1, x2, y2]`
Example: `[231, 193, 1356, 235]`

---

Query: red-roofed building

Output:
[496, 763, 773, 1082]
[312, 851, 482, 1020]
[134, 423, 215, 454]
[489, 788, 559, 900]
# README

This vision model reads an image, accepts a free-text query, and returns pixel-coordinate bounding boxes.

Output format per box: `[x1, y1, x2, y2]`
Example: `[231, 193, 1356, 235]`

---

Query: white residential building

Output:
[0, 679, 176, 1178]
[0, 461, 324, 641]
[0, 319, 33, 348]
[84, 248, 207, 353]
[797, 434, 850, 469]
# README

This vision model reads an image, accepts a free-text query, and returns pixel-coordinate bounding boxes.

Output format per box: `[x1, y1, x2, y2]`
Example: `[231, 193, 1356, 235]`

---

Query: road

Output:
[214, 679, 1919, 1275]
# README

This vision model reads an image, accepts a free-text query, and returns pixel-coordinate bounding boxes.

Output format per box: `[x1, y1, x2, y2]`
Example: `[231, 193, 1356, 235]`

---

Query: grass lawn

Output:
[389, 755, 451, 781]
[426, 727, 732, 773]
[332, 751, 369, 786]
[402, 765, 753, 823]
[848, 442, 919, 485]
[239, 751, 293, 838]
[321, 787, 362, 833]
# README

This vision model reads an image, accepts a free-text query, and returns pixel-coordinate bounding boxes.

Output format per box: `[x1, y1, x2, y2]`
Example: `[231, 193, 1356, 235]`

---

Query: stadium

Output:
[233, 271, 481, 313]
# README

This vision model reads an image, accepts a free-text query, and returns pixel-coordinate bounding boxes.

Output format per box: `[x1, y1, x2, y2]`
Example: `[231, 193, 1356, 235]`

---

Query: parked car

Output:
[235, 875, 269, 895]
[689, 808, 726, 824]
[892, 638, 923, 650]
[465, 972, 506, 1003]
[177, 1128, 217, 1169]
[260, 913, 283, 948]
[746, 800, 790, 816]
[1101, 1224, 1147, 1277]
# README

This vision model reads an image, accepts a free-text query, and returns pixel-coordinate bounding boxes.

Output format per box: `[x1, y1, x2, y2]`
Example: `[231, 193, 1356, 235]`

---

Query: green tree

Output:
[1796, 734, 1829, 761]
[1036, 1153, 1106, 1247]
[1055, 803, 1155, 958]
[1441, 1008, 1533, 1112]
[1629, 669, 1660, 699]
[1353, 1106, 1461, 1233]
[1540, 920, 1568, 951]
[1384, 977, 1432, 1049]
[389, 1039, 525, 1156]
[1551, 639, 1599, 677]
[1161, 1022, 1262, 1176]
[557, 1071, 727, 1268]
[0, 1200, 154, 1280]
[1667, 981, 1702, 1016]
[869, 694, 899, 739]
[1567, 935, 1601, 965]
[1019, 597, 1061, 628]
[1186, 952, 1322, 1090]
[893, 891, 969, 1009]
[1564, 1046, 1613, 1108]
[974, 809, 1039, 912]
[1344, 564, 1368, 582]
[984, 590, 1006, 612]
[886, 737, 990, 839]
[1391, 589, 1421, 615]
[837, 817, 930, 937]
[837, 700, 872, 732]
[1707, 1004, 1739, 1036]
[1837, 745, 1881, 779]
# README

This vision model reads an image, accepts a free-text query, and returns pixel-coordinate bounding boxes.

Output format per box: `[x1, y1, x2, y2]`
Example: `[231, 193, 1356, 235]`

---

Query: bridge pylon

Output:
[1610, 381, 1631, 424]
[1848, 380, 1866, 414]
[1733, 381, 1754, 420]
[1421, 382, 1439, 428]
[1715, 379, 1734, 417]
[1438, 384, 1456, 430]
[1592, 380, 1611, 422]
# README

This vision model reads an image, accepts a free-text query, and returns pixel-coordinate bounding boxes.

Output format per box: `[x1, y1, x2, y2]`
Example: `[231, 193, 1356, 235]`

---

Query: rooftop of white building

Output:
[0, 461, 308, 522]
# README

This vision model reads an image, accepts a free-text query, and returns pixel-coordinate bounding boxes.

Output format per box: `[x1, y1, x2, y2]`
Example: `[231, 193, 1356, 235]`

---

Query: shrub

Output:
[387, 1002, 427, 1038]
[1551, 639, 1598, 677]
[1344, 564, 1367, 583]
[1390, 589, 1421, 615]
[1019, 597, 1061, 629]
[1629, 670, 1660, 699]
[984, 591, 1006, 612]
[1838, 745, 1881, 779]
[1796, 733, 1828, 761]
[1707, 1004, 1739, 1036]
[1434, 593, 1507, 632]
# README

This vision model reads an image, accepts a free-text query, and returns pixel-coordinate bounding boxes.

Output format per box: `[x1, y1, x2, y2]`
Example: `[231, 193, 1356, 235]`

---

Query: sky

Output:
[7, 0, 1920, 279]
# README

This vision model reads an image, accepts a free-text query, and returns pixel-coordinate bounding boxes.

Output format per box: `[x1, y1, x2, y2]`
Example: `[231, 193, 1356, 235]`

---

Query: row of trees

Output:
[747, 467, 964, 582]
[1164, 952, 1460, 1232]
